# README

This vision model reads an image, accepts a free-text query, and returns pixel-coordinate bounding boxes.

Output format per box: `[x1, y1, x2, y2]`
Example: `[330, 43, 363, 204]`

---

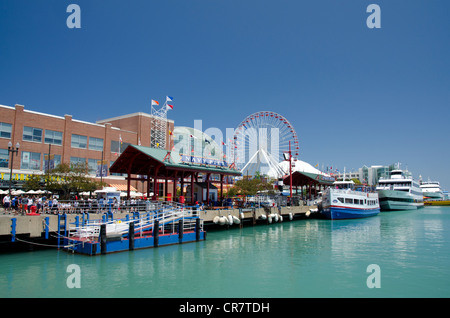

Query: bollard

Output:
[129, 222, 135, 251]
[153, 220, 159, 247]
[100, 224, 107, 255]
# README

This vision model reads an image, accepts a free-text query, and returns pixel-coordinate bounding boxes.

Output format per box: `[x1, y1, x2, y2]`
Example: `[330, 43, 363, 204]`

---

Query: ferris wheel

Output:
[230, 111, 299, 177]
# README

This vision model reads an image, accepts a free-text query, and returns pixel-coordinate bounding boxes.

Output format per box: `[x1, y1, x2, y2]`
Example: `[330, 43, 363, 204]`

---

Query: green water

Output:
[1, 206, 450, 298]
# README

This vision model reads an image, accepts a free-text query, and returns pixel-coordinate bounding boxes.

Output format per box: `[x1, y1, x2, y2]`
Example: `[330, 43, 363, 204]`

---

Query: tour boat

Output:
[420, 180, 445, 201]
[376, 169, 423, 211]
[321, 180, 380, 220]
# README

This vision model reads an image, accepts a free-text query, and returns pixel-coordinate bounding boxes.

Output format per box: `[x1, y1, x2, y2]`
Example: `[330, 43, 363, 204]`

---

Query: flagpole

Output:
[289, 141, 293, 199]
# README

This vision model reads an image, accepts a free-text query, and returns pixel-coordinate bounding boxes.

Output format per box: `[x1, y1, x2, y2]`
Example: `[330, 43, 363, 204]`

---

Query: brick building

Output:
[0, 103, 174, 194]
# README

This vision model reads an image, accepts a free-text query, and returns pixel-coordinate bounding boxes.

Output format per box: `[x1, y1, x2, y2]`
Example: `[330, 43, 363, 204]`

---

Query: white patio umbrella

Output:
[11, 190, 25, 195]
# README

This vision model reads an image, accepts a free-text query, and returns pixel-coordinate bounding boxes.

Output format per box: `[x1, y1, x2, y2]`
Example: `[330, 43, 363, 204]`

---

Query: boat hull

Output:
[423, 191, 444, 200]
[377, 190, 424, 211]
[320, 187, 380, 220]
[322, 206, 380, 220]
[424, 200, 450, 206]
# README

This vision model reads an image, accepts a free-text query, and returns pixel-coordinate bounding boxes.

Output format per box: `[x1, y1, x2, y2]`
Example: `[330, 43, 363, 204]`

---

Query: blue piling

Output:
[11, 218, 16, 242]
[44, 217, 49, 239]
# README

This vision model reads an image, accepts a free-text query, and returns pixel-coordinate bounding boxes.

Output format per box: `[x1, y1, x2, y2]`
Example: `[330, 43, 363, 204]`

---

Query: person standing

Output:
[3, 194, 10, 212]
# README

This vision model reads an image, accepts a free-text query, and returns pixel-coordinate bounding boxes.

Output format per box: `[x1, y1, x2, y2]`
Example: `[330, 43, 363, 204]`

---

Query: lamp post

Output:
[8, 141, 20, 197]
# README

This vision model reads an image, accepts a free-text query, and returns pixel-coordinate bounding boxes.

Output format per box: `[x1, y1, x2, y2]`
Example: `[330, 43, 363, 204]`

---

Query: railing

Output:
[327, 188, 378, 197]
[68, 200, 202, 240]
[9, 198, 193, 215]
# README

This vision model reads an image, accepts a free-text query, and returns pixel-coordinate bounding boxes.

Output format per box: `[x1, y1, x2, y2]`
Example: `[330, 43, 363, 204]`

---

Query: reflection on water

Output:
[1, 207, 450, 297]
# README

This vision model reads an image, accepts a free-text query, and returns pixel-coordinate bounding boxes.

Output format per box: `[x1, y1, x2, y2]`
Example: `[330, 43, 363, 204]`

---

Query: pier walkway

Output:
[1, 203, 317, 242]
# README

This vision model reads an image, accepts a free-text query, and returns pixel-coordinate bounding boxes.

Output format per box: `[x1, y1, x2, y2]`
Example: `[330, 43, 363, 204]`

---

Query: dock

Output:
[0, 202, 318, 254]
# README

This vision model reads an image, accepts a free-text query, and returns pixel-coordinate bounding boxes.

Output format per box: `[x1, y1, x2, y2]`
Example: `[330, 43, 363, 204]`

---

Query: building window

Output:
[0, 122, 12, 139]
[44, 154, 61, 172]
[110, 160, 124, 176]
[44, 130, 63, 145]
[23, 126, 43, 143]
[21, 151, 41, 170]
[89, 137, 104, 151]
[88, 158, 97, 175]
[0, 149, 9, 168]
[70, 156, 86, 168]
[111, 140, 130, 154]
[71, 134, 87, 149]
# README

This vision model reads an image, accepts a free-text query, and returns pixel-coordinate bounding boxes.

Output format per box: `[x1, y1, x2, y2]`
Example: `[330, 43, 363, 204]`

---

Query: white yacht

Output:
[420, 180, 444, 201]
[376, 169, 424, 211]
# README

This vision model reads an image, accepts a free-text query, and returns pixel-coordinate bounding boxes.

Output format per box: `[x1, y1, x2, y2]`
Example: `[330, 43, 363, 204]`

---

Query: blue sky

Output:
[1, 1, 449, 189]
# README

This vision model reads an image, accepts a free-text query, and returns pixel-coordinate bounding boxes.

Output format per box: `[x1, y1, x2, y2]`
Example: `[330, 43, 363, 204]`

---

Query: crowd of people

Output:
[1, 194, 151, 215]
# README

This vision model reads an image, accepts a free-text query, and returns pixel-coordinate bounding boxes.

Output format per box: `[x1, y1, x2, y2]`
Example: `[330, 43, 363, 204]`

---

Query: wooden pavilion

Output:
[109, 145, 241, 204]
[283, 171, 336, 199]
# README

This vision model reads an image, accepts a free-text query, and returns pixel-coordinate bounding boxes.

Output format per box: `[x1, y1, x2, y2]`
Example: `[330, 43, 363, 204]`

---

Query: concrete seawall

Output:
[0, 205, 317, 241]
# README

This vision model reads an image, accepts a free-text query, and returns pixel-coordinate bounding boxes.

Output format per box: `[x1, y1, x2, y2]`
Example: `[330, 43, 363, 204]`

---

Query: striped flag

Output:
[151, 100, 159, 106]
[166, 96, 173, 102]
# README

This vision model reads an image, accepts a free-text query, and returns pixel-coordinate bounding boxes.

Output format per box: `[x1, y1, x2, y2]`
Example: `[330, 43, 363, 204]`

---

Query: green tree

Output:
[23, 174, 43, 192]
[227, 177, 275, 197]
[46, 162, 104, 199]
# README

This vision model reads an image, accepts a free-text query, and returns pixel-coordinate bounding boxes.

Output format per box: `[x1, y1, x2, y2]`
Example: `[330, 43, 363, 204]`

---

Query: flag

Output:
[166, 96, 173, 102]
[189, 134, 197, 139]
[138, 137, 141, 146]
[204, 139, 210, 144]
[221, 141, 226, 146]
[151, 100, 159, 106]
[119, 134, 122, 144]
[166, 104, 173, 110]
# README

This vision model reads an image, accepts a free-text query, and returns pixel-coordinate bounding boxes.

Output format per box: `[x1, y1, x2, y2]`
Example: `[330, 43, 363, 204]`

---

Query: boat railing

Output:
[328, 188, 378, 197]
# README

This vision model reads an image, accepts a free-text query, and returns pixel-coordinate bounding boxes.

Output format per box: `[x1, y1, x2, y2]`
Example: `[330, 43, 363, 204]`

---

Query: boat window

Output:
[345, 198, 353, 204]
[337, 197, 344, 203]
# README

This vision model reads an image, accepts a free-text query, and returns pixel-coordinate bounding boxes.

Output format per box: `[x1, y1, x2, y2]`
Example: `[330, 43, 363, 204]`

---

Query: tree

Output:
[23, 174, 44, 192]
[46, 162, 104, 199]
[227, 177, 275, 197]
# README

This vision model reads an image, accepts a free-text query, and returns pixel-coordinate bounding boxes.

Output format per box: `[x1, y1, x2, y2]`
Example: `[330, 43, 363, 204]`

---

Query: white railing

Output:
[69, 201, 200, 239]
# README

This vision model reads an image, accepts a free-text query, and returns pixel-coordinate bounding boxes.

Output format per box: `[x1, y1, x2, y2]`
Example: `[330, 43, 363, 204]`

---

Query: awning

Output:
[283, 171, 336, 187]
[108, 183, 137, 192]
